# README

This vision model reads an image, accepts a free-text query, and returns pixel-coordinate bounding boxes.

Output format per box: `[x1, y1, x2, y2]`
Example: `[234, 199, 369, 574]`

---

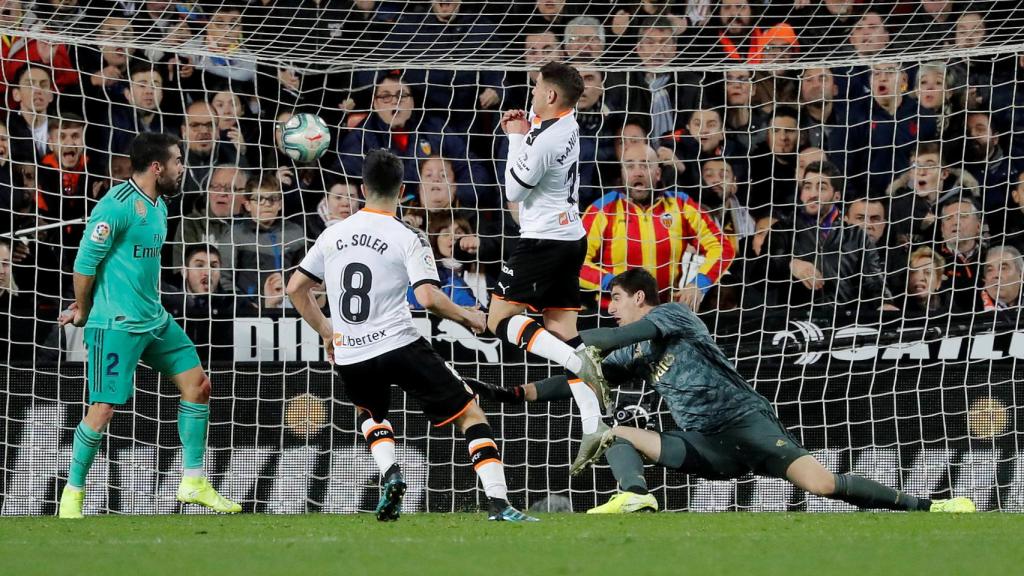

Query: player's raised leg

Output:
[487, 300, 607, 404]
[170, 364, 241, 513]
[541, 308, 613, 471]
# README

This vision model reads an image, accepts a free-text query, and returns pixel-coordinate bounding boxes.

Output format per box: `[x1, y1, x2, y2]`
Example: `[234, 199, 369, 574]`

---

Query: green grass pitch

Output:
[2, 513, 1020, 575]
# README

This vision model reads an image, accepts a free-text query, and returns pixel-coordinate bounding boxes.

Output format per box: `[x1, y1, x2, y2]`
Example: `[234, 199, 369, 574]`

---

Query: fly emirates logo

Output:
[333, 329, 388, 348]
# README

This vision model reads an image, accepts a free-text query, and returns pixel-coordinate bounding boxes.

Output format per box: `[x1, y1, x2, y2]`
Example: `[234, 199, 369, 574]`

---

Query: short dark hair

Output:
[802, 160, 844, 193]
[57, 112, 86, 131]
[129, 132, 181, 173]
[847, 194, 889, 216]
[539, 61, 585, 107]
[13, 64, 49, 86]
[772, 105, 800, 123]
[245, 171, 281, 196]
[362, 148, 405, 199]
[184, 244, 222, 263]
[608, 268, 660, 306]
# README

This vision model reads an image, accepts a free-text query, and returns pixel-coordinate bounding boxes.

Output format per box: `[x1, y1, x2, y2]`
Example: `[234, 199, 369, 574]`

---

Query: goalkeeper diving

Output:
[472, 268, 976, 514]
[56, 133, 239, 518]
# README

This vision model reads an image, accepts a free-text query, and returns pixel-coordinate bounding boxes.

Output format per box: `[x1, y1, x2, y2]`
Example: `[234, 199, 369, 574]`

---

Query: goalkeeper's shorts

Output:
[658, 409, 810, 480]
[84, 318, 201, 405]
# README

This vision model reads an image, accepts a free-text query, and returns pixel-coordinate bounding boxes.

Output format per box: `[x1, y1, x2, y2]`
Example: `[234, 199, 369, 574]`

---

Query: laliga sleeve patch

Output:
[90, 222, 111, 243]
[423, 253, 437, 271]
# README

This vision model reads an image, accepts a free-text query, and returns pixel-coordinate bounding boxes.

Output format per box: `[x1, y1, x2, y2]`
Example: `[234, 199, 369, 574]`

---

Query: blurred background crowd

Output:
[1, 0, 1023, 362]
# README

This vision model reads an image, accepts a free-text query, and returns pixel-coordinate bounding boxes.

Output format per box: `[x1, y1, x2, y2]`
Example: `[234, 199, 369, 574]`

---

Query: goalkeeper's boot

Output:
[574, 346, 612, 414]
[465, 378, 523, 404]
[487, 498, 539, 522]
[929, 497, 976, 513]
[58, 485, 84, 519]
[570, 421, 615, 476]
[586, 492, 659, 514]
[177, 476, 242, 513]
[376, 468, 407, 522]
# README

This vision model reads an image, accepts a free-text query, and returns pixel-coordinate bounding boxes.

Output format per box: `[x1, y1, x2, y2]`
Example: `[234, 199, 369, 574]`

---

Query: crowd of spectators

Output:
[2, 0, 1024, 361]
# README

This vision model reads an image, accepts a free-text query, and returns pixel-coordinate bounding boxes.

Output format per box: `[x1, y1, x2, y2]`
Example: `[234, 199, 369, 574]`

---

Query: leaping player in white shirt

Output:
[287, 149, 537, 522]
[485, 61, 612, 474]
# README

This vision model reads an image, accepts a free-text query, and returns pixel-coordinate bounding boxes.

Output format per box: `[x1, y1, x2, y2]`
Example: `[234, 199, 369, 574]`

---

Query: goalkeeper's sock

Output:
[465, 423, 508, 501]
[831, 473, 931, 511]
[177, 400, 209, 473]
[359, 413, 397, 475]
[496, 316, 583, 374]
[605, 438, 649, 495]
[69, 421, 103, 489]
[533, 375, 574, 402]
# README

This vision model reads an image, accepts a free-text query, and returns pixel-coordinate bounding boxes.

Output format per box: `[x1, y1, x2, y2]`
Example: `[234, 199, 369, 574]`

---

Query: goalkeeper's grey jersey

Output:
[602, 303, 772, 434]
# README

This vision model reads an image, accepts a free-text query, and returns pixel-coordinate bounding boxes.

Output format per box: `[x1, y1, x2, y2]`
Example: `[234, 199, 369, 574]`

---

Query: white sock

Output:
[469, 438, 508, 500]
[183, 468, 203, 478]
[361, 418, 397, 475]
[569, 379, 602, 434]
[504, 316, 582, 372]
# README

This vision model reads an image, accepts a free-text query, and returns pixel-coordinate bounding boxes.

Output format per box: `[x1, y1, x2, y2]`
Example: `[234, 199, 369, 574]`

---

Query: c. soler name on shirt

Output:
[333, 329, 388, 347]
[336, 233, 389, 254]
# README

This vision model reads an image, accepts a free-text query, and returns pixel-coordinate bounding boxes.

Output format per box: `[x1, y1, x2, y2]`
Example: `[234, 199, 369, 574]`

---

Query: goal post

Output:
[1, 1, 1023, 514]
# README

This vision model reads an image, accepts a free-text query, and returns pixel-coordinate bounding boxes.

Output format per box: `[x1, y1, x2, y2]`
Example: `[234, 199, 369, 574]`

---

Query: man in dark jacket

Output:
[162, 244, 250, 364]
[766, 161, 887, 316]
[623, 18, 702, 139]
[390, 1, 504, 133]
[845, 63, 937, 196]
[337, 73, 495, 207]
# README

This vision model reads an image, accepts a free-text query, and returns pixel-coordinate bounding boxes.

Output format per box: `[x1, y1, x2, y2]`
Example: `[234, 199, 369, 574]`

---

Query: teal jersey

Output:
[73, 179, 170, 332]
[603, 303, 772, 434]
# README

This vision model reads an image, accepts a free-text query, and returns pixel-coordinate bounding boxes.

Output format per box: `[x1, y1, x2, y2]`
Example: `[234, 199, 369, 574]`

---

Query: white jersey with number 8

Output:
[297, 209, 440, 365]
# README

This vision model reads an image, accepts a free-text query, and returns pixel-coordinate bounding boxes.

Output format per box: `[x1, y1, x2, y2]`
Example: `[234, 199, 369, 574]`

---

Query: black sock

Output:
[605, 438, 649, 495]
[832, 474, 930, 511]
[384, 463, 401, 480]
[566, 335, 584, 349]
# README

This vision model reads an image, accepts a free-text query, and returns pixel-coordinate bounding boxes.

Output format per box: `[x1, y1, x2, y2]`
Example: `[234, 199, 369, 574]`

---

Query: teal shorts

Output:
[84, 318, 201, 405]
[658, 409, 810, 480]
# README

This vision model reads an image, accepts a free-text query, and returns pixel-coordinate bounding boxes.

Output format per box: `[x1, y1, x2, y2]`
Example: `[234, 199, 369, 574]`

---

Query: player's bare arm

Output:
[287, 270, 335, 363]
[414, 283, 486, 333]
[58, 272, 96, 327]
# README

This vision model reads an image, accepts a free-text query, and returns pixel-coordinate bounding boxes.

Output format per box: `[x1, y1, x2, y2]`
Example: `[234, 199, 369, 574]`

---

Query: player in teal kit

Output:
[57, 132, 239, 518]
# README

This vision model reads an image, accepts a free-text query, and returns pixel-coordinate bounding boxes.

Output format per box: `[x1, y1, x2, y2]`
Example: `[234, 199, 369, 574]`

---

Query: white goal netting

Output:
[1, 1, 1024, 514]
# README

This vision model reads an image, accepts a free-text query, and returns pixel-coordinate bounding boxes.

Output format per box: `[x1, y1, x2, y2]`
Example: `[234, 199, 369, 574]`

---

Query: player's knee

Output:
[486, 312, 505, 335]
[194, 376, 212, 403]
[454, 402, 487, 431]
[88, 403, 115, 427]
[803, 474, 836, 497]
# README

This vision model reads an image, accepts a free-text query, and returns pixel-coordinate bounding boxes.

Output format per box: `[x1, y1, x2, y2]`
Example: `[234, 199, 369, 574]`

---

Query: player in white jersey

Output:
[485, 61, 612, 475]
[287, 149, 537, 522]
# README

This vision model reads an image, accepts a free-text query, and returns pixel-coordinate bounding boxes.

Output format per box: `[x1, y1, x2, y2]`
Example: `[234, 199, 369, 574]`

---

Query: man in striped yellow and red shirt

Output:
[580, 145, 734, 310]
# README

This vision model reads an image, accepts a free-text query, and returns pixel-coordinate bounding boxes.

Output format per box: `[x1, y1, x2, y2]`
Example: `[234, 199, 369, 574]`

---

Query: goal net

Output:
[1, 0, 1024, 515]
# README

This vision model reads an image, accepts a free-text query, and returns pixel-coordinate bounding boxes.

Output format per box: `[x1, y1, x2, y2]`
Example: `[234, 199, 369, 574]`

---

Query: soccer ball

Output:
[280, 113, 331, 163]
